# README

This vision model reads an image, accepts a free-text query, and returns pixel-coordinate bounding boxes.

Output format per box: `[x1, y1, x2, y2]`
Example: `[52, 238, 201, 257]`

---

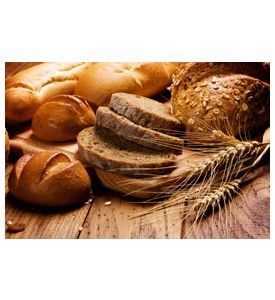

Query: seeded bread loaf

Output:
[31, 95, 96, 142]
[8, 152, 91, 207]
[77, 126, 177, 177]
[109, 93, 182, 132]
[171, 63, 270, 136]
[74, 62, 180, 106]
[5, 62, 89, 123]
[96, 106, 183, 154]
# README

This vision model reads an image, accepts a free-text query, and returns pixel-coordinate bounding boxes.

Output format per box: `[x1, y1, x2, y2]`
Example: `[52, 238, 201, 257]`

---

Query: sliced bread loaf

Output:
[109, 92, 182, 133]
[96, 106, 184, 154]
[77, 126, 177, 177]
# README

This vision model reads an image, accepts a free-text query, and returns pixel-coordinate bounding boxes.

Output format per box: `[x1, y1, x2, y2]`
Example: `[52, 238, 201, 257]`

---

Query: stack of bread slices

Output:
[77, 93, 184, 177]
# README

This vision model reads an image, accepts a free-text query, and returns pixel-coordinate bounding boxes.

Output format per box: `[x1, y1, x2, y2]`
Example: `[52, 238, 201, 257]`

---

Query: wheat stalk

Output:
[131, 132, 269, 228]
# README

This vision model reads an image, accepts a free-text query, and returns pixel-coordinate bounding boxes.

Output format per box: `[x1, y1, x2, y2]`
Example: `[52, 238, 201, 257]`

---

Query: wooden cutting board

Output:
[9, 126, 79, 161]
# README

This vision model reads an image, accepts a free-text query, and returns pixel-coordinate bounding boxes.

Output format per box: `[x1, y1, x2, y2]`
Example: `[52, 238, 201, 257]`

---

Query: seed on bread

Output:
[171, 63, 270, 136]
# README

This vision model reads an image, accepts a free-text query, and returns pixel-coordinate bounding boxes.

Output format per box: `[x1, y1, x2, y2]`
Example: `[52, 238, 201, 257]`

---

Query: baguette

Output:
[74, 62, 180, 106]
[5, 62, 89, 123]
[171, 63, 270, 136]
[77, 126, 177, 177]
[31, 95, 96, 142]
[8, 152, 91, 207]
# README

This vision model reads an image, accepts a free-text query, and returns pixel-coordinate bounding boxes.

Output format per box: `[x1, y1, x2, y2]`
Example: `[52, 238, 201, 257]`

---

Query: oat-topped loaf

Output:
[77, 126, 177, 177]
[170, 62, 270, 136]
[96, 106, 183, 154]
[109, 93, 182, 132]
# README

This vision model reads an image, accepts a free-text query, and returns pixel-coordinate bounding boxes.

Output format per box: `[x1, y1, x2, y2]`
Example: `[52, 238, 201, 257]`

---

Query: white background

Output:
[0, 1, 274, 299]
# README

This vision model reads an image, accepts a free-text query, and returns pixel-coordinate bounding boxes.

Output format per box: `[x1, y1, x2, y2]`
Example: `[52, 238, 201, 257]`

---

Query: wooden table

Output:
[5, 63, 270, 239]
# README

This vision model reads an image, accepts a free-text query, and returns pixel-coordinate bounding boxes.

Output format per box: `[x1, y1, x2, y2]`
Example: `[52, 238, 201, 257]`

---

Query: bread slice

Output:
[77, 126, 177, 177]
[96, 106, 184, 154]
[109, 92, 182, 133]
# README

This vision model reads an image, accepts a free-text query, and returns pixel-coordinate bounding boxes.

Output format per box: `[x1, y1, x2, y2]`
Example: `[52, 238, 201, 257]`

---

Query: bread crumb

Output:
[6, 220, 13, 225]
[84, 198, 94, 205]
[78, 226, 83, 231]
[104, 201, 112, 206]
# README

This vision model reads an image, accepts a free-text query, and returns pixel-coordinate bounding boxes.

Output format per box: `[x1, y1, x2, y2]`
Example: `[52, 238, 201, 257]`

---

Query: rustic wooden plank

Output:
[5, 198, 92, 239]
[183, 164, 270, 239]
[79, 189, 182, 239]
[5, 164, 92, 239]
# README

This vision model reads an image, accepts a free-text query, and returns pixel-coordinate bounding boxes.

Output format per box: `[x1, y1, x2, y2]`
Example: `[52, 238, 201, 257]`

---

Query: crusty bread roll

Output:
[31, 95, 96, 142]
[5, 62, 89, 123]
[8, 152, 91, 207]
[171, 63, 270, 136]
[5, 129, 10, 167]
[74, 62, 180, 106]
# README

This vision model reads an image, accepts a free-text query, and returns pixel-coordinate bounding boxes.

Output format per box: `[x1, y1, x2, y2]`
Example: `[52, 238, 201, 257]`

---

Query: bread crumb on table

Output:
[104, 201, 112, 206]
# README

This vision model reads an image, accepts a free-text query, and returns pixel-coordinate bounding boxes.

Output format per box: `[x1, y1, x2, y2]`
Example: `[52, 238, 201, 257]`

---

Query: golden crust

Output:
[31, 95, 96, 142]
[5, 62, 88, 123]
[75, 62, 180, 106]
[8, 152, 91, 207]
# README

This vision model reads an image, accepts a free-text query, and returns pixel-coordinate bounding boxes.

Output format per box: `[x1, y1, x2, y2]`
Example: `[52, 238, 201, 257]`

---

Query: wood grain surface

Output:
[5, 62, 270, 239]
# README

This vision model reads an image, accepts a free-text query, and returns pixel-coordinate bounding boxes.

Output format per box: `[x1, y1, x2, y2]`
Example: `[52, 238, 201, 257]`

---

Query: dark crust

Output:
[173, 74, 270, 135]
[109, 93, 182, 132]
[96, 107, 184, 154]
[171, 63, 270, 136]
[77, 127, 177, 177]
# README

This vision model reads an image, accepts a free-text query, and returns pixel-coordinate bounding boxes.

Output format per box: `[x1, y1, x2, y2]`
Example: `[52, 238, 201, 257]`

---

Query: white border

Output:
[1, 1, 274, 300]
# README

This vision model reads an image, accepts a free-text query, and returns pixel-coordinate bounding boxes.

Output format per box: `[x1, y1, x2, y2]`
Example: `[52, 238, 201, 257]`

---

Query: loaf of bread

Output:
[171, 63, 270, 136]
[6, 62, 89, 123]
[8, 152, 91, 207]
[77, 127, 177, 177]
[31, 95, 96, 142]
[74, 62, 180, 106]
[5, 129, 10, 167]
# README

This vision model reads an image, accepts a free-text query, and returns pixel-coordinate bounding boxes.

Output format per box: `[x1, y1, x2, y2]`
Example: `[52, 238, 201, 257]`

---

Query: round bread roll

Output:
[8, 152, 91, 207]
[75, 62, 180, 106]
[171, 62, 270, 136]
[5, 129, 10, 167]
[31, 95, 96, 142]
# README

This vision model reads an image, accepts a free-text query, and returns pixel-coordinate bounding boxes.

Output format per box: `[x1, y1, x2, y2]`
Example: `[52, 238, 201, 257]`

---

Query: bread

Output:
[8, 152, 91, 207]
[109, 93, 182, 132]
[171, 63, 270, 136]
[96, 106, 183, 153]
[6, 62, 89, 123]
[74, 62, 180, 106]
[31, 95, 96, 142]
[77, 126, 177, 177]
[5, 129, 10, 167]
[263, 127, 270, 144]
